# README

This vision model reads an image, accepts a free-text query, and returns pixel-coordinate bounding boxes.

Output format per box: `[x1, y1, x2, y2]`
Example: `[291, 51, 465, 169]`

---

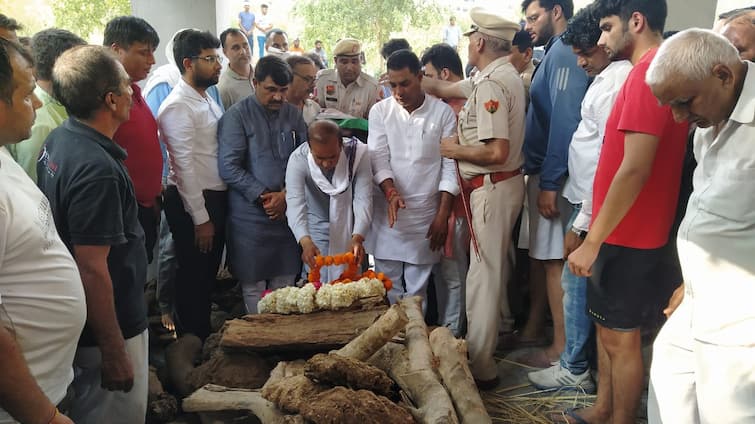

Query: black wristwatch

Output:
[570, 226, 588, 239]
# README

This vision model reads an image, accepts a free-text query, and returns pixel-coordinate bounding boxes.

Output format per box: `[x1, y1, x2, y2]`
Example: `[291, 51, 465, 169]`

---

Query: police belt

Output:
[465, 169, 522, 191]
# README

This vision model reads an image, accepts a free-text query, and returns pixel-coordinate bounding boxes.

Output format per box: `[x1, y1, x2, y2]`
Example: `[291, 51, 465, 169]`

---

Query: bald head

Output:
[308, 120, 342, 172]
[721, 15, 755, 61]
[308, 120, 341, 145]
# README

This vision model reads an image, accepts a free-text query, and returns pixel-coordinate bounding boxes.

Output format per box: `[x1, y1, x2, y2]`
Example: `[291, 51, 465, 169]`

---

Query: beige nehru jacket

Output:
[314, 68, 380, 118]
[457, 56, 526, 180]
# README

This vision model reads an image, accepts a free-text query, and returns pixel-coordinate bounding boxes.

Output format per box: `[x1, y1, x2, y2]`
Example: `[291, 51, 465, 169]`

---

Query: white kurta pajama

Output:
[366, 94, 459, 304]
[285, 138, 372, 284]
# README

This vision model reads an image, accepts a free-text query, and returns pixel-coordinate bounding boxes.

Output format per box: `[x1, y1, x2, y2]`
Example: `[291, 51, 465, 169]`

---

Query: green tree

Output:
[294, 0, 446, 75]
[52, 0, 131, 40]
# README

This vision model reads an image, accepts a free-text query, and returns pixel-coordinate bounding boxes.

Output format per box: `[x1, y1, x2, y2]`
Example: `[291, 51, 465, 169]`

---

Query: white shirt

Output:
[0, 149, 87, 423]
[158, 79, 227, 225]
[366, 95, 459, 264]
[561, 60, 632, 231]
[676, 61, 755, 346]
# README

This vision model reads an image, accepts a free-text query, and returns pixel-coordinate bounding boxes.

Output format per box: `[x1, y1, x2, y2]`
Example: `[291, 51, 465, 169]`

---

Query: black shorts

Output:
[587, 240, 682, 330]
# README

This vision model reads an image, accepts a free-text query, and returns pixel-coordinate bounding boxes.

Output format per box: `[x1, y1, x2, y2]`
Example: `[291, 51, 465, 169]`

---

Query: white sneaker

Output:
[527, 363, 596, 393]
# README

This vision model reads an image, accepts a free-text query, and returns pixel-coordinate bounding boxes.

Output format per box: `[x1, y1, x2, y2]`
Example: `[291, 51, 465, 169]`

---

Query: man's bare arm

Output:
[422, 77, 467, 100]
[0, 327, 70, 424]
[74, 245, 134, 392]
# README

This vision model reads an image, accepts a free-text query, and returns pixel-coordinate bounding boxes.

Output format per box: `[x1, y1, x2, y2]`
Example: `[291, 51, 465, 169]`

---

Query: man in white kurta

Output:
[285, 120, 373, 283]
[645, 29, 755, 424]
[367, 50, 458, 304]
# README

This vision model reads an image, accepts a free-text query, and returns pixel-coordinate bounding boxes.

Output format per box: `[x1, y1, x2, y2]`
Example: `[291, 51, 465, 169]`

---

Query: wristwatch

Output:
[570, 226, 588, 239]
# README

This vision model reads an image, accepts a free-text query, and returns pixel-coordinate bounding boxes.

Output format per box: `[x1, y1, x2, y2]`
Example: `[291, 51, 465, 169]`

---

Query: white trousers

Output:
[375, 259, 434, 307]
[68, 330, 149, 424]
[242, 274, 297, 314]
[648, 298, 755, 424]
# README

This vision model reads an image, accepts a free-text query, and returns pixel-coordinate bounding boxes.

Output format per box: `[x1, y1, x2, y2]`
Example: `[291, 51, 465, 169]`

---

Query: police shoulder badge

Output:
[484, 99, 499, 114]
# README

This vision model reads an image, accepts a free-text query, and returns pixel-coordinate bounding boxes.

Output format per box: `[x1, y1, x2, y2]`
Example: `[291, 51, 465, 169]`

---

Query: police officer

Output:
[423, 7, 526, 389]
[314, 38, 380, 118]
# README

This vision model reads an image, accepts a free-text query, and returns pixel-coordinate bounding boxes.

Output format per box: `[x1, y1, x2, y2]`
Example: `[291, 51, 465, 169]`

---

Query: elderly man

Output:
[314, 38, 380, 118]
[0, 37, 84, 424]
[218, 56, 307, 313]
[218, 28, 254, 110]
[367, 49, 458, 308]
[422, 7, 526, 389]
[566, 1, 688, 422]
[646, 29, 755, 424]
[721, 13, 755, 61]
[527, 4, 632, 393]
[6, 28, 84, 182]
[158, 30, 227, 341]
[265, 28, 289, 57]
[286, 55, 320, 124]
[38, 45, 149, 424]
[286, 120, 372, 283]
[105, 16, 163, 264]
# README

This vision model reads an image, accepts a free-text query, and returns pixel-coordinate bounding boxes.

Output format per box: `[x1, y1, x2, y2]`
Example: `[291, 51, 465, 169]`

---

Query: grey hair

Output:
[480, 33, 512, 55]
[646, 28, 741, 86]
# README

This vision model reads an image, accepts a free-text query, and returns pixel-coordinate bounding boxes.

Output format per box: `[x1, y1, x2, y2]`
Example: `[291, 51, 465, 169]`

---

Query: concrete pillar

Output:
[666, 0, 718, 30]
[131, 0, 217, 67]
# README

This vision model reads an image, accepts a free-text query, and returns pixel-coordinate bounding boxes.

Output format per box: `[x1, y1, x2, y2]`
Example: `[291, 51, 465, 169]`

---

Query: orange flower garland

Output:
[308, 252, 393, 291]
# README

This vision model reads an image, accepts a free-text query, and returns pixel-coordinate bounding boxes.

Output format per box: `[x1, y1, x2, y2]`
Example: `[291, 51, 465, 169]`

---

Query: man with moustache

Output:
[218, 28, 254, 110]
[286, 55, 320, 124]
[38, 45, 149, 424]
[157, 30, 227, 341]
[646, 28, 755, 424]
[218, 56, 307, 313]
[566, 1, 688, 422]
[518, 0, 590, 366]
[285, 120, 372, 283]
[527, 4, 632, 393]
[367, 49, 458, 307]
[314, 38, 381, 118]
[105, 16, 163, 264]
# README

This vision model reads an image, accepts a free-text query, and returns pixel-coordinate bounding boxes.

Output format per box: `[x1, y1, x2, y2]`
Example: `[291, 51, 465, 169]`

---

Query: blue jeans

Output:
[560, 204, 593, 374]
[156, 209, 176, 316]
[257, 35, 266, 58]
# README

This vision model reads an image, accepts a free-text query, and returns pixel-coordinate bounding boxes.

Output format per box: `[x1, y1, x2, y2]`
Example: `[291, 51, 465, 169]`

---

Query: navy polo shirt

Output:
[38, 117, 148, 345]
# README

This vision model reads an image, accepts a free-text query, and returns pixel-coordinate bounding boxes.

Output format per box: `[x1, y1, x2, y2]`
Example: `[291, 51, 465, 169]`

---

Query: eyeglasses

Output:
[293, 72, 315, 84]
[191, 55, 224, 65]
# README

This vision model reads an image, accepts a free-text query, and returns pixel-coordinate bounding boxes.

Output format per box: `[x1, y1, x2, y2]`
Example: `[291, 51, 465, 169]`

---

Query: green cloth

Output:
[6, 87, 68, 182]
[335, 117, 369, 132]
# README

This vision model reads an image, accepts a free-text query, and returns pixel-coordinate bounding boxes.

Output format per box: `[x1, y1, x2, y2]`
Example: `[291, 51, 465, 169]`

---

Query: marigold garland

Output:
[308, 252, 393, 291]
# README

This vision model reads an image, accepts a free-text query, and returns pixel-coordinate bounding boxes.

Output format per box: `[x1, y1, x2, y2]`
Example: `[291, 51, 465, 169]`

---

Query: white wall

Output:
[131, 0, 218, 67]
[667, 0, 719, 30]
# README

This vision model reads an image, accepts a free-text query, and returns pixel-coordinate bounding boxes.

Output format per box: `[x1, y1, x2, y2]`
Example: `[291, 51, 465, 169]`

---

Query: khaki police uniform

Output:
[313, 38, 380, 119]
[456, 8, 527, 382]
[314, 69, 380, 119]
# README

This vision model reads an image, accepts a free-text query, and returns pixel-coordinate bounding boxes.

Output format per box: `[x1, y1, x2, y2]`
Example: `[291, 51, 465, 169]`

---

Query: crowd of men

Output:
[0, 0, 754, 423]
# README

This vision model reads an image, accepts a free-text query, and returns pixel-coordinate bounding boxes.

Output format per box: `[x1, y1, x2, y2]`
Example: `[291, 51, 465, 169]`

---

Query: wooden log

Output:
[335, 303, 408, 361]
[183, 384, 289, 423]
[165, 334, 202, 396]
[429, 327, 491, 424]
[367, 298, 459, 424]
[221, 306, 388, 353]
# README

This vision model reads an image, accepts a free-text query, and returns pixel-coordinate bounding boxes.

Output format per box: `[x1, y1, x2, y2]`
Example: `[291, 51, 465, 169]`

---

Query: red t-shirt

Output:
[113, 84, 163, 208]
[591, 48, 689, 249]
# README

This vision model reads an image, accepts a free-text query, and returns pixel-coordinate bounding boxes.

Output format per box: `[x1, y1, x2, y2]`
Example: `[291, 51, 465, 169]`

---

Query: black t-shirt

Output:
[37, 118, 148, 346]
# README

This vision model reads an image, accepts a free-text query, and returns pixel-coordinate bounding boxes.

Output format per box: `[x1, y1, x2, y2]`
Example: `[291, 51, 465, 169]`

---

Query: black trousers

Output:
[163, 186, 227, 340]
[137, 204, 159, 264]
